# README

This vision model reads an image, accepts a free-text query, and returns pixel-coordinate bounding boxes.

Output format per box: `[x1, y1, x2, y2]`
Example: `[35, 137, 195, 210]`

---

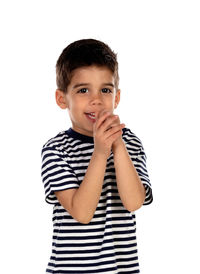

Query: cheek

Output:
[70, 100, 87, 117]
[103, 96, 115, 105]
[109, 97, 117, 108]
[69, 98, 82, 110]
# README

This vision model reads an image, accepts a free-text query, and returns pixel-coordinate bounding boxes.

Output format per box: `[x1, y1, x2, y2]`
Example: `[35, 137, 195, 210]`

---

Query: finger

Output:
[101, 115, 119, 132]
[98, 109, 110, 119]
[95, 111, 112, 131]
[106, 122, 119, 132]
[106, 116, 121, 132]
[104, 123, 125, 139]
[114, 115, 121, 124]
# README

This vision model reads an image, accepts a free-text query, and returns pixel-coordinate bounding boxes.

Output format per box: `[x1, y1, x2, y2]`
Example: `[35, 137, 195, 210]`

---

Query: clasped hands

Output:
[96, 109, 125, 150]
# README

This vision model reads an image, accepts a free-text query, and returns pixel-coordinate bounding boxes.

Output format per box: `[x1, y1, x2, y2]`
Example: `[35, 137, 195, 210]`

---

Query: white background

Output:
[0, 0, 200, 273]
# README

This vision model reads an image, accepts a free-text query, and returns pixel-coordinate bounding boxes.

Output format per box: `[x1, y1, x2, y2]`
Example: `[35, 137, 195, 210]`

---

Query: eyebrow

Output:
[72, 83, 114, 89]
[72, 83, 89, 89]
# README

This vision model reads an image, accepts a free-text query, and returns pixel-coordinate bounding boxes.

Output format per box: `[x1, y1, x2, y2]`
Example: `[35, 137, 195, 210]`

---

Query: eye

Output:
[102, 88, 112, 93]
[77, 88, 88, 93]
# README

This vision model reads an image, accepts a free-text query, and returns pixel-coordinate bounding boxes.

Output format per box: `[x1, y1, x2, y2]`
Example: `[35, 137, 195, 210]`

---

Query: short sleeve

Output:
[123, 128, 153, 205]
[41, 146, 79, 204]
[134, 145, 153, 205]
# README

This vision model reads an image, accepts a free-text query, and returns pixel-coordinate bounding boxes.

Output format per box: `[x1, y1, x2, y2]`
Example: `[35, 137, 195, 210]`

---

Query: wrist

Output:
[93, 148, 109, 162]
[112, 138, 125, 154]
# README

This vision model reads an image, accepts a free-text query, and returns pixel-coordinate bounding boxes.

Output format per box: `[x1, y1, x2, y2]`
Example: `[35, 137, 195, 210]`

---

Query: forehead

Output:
[70, 65, 115, 85]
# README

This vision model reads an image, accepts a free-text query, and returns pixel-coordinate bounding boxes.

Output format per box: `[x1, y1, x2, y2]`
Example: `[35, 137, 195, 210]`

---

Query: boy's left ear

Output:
[114, 89, 121, 108]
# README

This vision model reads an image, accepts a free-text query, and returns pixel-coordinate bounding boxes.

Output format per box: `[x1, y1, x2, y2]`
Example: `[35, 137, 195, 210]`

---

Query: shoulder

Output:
[122, 127, 143, 148]
[41, 130, 76, 159]
[42, 130, 67, 150]
[122, 127, 148, 160]
[42, 131, 68, 151]
[40, 131, 67, 162]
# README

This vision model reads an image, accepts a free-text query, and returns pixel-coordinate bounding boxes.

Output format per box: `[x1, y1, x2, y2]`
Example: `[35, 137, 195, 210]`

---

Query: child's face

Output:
[56, 65, 120, 137]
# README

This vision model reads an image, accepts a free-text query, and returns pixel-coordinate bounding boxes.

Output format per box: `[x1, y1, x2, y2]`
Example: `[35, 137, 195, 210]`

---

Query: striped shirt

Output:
[41, 127, 153, 273]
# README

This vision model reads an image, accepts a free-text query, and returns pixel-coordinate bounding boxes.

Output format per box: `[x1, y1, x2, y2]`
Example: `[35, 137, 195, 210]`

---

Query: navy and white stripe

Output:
[41, 127, 153, 273]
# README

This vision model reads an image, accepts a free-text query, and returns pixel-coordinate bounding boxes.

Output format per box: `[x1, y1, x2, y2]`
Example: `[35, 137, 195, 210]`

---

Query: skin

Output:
[55, 65, 146, 223]
[56, 65, 125, 156]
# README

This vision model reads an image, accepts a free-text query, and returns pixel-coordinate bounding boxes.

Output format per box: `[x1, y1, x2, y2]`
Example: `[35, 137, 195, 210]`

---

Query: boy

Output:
[41, 39, 153, 273]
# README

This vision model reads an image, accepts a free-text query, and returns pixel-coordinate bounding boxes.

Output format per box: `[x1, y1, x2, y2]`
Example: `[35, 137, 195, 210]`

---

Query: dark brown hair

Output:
[56, 39, 119, 93]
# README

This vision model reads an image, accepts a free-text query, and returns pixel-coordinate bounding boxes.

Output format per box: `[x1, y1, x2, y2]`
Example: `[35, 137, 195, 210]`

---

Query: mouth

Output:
[85, 112, 96, 122]
[85, 112, 96, 118]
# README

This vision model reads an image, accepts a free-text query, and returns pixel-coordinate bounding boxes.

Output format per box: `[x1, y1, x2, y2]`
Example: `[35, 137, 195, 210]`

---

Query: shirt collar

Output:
[66, 128, 94, 143]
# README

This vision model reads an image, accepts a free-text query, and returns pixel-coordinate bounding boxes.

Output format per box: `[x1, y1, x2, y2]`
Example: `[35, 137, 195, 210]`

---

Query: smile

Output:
[85, 112, 96, 122]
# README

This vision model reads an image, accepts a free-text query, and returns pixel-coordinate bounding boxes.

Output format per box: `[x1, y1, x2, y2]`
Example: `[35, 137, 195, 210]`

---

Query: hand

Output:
[93, 110, 125, 159]
[111, 115, 125, 151]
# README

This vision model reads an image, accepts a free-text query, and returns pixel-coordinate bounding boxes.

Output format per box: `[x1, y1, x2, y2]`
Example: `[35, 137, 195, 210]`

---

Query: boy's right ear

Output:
[55, 89, 68, 109]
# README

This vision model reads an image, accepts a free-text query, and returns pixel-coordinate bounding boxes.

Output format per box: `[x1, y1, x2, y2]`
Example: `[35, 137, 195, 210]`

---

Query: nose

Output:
[90, 92, 102, 105]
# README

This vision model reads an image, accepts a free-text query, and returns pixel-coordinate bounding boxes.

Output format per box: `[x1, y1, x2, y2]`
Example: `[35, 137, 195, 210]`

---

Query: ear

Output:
[114, 89, 121, 109]
[55, 89, 68, 109]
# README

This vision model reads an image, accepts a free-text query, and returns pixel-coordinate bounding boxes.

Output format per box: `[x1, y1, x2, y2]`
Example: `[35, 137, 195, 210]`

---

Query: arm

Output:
[55, 151, 107, 224]
[112, 139, 146, 212]
[55, 111, 125, 224]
